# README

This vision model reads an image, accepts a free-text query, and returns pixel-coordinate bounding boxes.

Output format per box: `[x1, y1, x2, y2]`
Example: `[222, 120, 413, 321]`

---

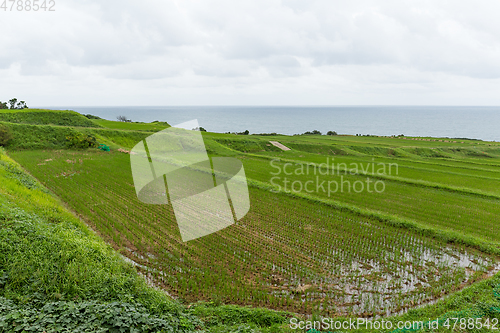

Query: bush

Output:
[0, 125, 12, 146]
[326, 131, 338, 136]
[302, 130, 322, 135]
[117, 115, 132, 122]
[66, 133, 98, 148]
[84, 114, 102, 120]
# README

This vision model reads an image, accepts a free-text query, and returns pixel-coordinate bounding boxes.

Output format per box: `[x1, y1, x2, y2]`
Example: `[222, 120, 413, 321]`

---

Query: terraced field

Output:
[11, 132, 500, 318]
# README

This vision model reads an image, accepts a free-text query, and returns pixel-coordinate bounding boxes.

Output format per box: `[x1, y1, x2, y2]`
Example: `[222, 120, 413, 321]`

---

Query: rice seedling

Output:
[11, 149, 498, 317]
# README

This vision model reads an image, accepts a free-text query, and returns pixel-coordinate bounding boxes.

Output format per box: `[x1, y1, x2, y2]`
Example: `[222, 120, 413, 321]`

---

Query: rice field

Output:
[239, 156, 500, 244]
[10, 146, 499, 317]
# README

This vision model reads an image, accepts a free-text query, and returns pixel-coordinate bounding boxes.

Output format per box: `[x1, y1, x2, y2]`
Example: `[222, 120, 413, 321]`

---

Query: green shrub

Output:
[0, 125, 12, 146]
[65, 133, 98, 148]
[302, 130, 322, 135]
[84, 114, 102, 119]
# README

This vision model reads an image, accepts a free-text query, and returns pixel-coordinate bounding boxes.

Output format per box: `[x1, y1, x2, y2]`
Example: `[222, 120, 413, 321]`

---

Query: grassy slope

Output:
[0, 148, 289, 332]
[0, 109, 102, 128]
[3, 149, 500, 333]
[0, 148, 196, 332]
[2, 110, 500, 332]
[0, 121, 152, 150]
[0, 110, 169, 150]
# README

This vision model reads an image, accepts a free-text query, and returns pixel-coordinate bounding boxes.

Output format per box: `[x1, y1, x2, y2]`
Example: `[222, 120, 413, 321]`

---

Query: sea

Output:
[42, 106, 500, 141]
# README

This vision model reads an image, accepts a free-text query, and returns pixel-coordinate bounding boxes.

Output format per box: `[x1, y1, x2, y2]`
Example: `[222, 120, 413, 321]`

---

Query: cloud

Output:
[2, 0, 500, 105]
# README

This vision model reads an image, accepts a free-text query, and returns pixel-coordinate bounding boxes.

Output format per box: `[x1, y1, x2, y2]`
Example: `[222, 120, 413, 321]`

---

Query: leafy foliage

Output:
[8, 99, 17, 110]
[302, 130, 322, 135]
[117, 115, 132, 122]
[66, 133, 98, 148]
[0, 98, 28, 109]
[0, 298, 181, 332]
[84, 114, 102, 120]
[0, 125, 12, 146]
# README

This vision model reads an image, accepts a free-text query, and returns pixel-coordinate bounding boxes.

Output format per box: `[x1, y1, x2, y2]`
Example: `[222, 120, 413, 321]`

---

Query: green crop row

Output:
[238, 156, 500, 244]
[1, 147, 296, 333]
[10, 149, 496, 318]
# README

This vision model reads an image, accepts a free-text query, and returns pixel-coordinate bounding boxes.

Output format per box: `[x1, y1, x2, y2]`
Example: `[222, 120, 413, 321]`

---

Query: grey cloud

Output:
[2, 0, 500, 105]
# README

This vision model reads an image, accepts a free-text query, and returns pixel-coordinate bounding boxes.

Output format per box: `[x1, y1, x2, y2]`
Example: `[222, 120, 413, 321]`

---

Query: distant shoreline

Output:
[30, 105, 500, 141]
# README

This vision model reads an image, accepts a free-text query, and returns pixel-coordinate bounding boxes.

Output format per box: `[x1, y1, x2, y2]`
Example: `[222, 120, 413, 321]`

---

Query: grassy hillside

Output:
[0, 148, 196, 331]
[0, 121, 153, 150]
[2, 147, 500, 332]
[2, 109, 500, 332]
[0, 122, 82, 149]
[0, 149, 289, 332]
[0, 109, 170, 150]
[0, 109, 102, 128]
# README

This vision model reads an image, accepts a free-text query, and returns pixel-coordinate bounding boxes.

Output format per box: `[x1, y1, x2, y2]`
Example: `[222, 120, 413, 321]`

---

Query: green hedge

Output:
[0, 109, 102, 128]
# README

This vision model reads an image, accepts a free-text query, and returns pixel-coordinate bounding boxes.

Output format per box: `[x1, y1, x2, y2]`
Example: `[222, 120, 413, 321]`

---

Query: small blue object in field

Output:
[98, 144, 110, 152]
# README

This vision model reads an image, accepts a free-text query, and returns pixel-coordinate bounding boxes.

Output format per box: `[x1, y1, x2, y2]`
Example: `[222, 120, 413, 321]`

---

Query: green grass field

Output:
[2, 110, 500, 332]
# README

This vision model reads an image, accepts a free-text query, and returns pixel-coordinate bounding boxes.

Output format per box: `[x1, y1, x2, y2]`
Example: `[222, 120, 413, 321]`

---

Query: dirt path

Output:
[269, 141, 291, 151]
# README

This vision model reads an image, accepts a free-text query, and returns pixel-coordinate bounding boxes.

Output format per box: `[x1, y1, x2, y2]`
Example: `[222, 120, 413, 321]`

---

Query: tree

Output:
[117, 115, 131, 122]
[16, 101, 28, 109]
[8, 98, 17, 109]
[327, 131, 338, 136]
[303, 130, 322, 135]
[0, 101, 8, 109]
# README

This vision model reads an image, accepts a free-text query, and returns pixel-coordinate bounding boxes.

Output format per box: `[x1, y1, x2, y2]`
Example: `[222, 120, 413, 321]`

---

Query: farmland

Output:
[10, 132, 500, 318]
[2, 109, 500, 331]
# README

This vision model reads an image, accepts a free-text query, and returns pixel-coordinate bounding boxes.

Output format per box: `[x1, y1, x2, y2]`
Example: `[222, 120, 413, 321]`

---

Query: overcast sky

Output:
[2, 0, 500, 106]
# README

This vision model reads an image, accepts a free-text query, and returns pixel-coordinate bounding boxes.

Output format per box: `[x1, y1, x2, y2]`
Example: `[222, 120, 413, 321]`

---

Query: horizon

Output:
[31, 104, 500, 108]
